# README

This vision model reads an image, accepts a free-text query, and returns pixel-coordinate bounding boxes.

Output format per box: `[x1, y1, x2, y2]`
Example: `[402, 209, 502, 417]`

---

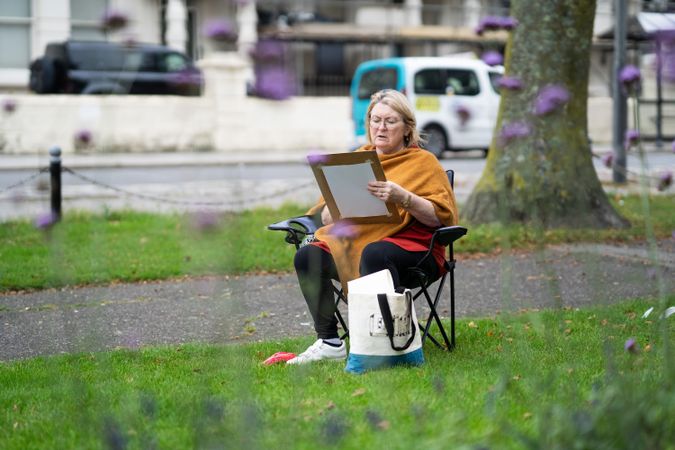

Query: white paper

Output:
[321, 162, 388, 218]
[348, 269, 395, 295]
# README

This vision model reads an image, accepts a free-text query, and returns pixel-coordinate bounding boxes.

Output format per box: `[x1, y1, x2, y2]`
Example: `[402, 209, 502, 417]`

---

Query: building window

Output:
[0, 1, 31, 69]
[70, 0, 107, 40]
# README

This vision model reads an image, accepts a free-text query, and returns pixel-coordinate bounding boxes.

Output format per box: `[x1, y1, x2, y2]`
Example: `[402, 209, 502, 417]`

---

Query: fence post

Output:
[49, 146, 62, 220]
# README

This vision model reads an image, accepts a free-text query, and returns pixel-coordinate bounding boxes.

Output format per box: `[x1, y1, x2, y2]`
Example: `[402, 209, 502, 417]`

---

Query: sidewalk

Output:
[1, 239, 673, 361]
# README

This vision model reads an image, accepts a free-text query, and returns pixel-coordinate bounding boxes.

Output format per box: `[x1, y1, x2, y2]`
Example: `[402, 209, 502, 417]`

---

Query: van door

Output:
[446, 67, 502, 149]
[413, 67, 498, 151]
[351, 63, 401, 146]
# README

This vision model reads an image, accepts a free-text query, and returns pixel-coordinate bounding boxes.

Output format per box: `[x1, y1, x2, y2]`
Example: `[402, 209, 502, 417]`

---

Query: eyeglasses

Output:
[369, 116, 402, 128]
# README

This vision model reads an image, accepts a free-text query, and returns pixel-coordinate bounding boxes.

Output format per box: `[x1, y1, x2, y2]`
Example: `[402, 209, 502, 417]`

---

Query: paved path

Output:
[1, 239, 673, 361]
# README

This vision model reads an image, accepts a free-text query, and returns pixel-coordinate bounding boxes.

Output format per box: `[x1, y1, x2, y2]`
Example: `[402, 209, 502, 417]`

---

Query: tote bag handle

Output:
[376, 292, 416, 351]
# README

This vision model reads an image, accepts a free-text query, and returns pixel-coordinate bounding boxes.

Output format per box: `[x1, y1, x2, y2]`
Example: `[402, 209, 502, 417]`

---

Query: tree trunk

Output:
[463, 0, 629, 228]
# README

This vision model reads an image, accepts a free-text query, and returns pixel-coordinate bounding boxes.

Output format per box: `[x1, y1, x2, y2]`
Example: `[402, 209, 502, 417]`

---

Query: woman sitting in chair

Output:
[288, 89, 458, 365]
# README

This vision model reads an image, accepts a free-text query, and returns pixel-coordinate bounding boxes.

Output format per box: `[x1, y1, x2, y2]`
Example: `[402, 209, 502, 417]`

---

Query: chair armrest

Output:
[431, 225, 468, 248]
[267, 214, 321, 235]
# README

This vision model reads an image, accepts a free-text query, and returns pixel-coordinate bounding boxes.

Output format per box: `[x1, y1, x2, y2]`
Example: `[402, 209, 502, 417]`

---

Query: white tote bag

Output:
[345, 270, 424, 374]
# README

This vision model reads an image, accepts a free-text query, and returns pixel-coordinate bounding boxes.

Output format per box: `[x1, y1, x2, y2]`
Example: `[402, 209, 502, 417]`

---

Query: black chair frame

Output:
[268, 170, 467, 350]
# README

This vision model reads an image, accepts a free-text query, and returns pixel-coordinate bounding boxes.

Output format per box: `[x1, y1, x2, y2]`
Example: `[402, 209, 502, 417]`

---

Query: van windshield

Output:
[358, 68, 397, 99]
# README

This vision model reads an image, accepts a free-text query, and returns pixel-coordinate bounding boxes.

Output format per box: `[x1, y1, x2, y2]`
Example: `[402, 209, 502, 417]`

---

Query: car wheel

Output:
[422, 125, 447, 158]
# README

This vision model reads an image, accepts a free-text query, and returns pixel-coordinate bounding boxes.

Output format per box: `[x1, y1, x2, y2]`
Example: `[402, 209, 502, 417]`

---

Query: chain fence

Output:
[0, 156, 669, 214]
[0, 168, 48, 194]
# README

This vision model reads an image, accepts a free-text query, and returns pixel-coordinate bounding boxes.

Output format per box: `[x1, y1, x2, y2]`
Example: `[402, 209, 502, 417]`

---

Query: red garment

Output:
[311, 221, 446, 275]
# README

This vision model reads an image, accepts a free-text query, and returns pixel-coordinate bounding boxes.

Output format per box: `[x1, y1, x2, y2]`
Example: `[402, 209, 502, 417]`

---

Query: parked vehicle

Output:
[351, 56, 503, 157]
[29, 40, 202, 96]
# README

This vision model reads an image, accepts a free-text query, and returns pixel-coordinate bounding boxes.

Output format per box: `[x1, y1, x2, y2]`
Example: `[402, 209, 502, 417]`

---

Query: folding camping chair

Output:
[267, 170, 468, 350]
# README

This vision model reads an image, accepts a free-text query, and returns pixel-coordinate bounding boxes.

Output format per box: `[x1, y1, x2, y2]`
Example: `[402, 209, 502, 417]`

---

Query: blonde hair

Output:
[365, 89, 423, 148]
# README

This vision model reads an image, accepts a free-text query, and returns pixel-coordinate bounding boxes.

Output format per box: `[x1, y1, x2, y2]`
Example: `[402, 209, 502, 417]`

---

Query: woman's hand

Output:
[368, 181, 441, 227]
[367, 181, 408, 204]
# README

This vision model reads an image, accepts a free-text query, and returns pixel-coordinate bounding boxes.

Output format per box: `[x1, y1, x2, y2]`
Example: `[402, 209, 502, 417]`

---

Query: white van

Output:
[351, 56, 503, 156]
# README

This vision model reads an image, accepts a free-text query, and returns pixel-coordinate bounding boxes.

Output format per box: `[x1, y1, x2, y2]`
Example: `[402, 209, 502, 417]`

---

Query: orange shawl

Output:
[307, 145, 458, 288]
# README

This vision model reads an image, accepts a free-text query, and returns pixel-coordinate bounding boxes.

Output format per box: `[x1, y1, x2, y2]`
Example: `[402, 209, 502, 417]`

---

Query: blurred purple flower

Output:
[481, 51, 503, 67]
[307, 151, 328, 165]
[250, 39, 286, 63]
[2, 98, 17, 113]
[497, 76, 523, 91]
[499, 121, 532, 145]
[101, 9, 129, 31]
[475, 16, 518, 35]
[601, 153, 613, 168]
[455, 104, 471, 126]
[619, 65, 641, 92]
[624, 337, 638, 354]
[533, 84, 570, 116]
[254, 67, 295, 100]
[203, 18, 238, 42]
[74, 129, 93, 147]
[672, 139, 675, 153]
[34, 211, 58, 230]
[657, 171, 672, 191]
[329, 220, 357, 239]
[475, 16, 501, 35]
[624, 129, 640, 148]
[655, 30, 675, 82]
[498, 16, 519, 31]
[190, 209, 221, 232]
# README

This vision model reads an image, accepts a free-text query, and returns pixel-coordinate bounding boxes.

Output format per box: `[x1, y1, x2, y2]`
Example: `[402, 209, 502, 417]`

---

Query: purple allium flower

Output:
[477, 16, 503, 33]
[601, 153, 613, 168]
[307, 151, 328, 165]
[671, 139, 675, 153]
[101, 9, 129, 31]
[499, 121, 532, 145]
[481, 51, 503, 67]
[657, 171, 672, 191]
[533, 84, 570, 116]
[34, 211, 58, 230]
[329, 220, 357, 239]
[497, 76, 524, 91]
[619, 65, 641, 91]
[474, 24, 485, 36]
[190, 209, 221, 232]
[624, 337, 638, 353]
[498, 16, 519, 31]
[74, 129, 92, 147]
[249, 39, 286, 63]
[2, 98, 17, 113]
[203, 18, 238, 42]
[254, 67, 295, 100]
[455, 104, 471, 126]
[624, 129, 640, 148]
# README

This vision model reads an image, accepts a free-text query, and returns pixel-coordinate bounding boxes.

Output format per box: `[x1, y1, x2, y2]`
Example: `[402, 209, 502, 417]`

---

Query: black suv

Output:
[29, 40, 202, 96]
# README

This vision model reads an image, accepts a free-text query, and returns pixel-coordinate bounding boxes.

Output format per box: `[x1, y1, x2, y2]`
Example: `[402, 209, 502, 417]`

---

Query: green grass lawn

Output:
[1, 299, 672, 449]
[1, 195, 673, 292]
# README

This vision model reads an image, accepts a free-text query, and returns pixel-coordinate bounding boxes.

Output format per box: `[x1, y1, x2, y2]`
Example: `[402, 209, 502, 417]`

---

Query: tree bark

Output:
[463, 0, 629, 228]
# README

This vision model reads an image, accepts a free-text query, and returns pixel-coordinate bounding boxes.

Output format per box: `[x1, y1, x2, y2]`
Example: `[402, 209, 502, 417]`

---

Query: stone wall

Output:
[0, 53, 617, 155]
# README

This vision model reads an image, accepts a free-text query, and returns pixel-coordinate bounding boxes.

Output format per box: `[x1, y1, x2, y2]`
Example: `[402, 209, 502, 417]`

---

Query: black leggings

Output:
[293, 241, 439, 339]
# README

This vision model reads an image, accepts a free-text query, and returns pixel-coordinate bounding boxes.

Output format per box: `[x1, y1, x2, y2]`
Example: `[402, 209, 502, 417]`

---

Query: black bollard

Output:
[49, 146, 62, 220]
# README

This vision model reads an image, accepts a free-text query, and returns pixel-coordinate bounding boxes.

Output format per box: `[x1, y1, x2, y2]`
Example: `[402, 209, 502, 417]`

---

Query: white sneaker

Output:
[286, 339, 347, 365]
